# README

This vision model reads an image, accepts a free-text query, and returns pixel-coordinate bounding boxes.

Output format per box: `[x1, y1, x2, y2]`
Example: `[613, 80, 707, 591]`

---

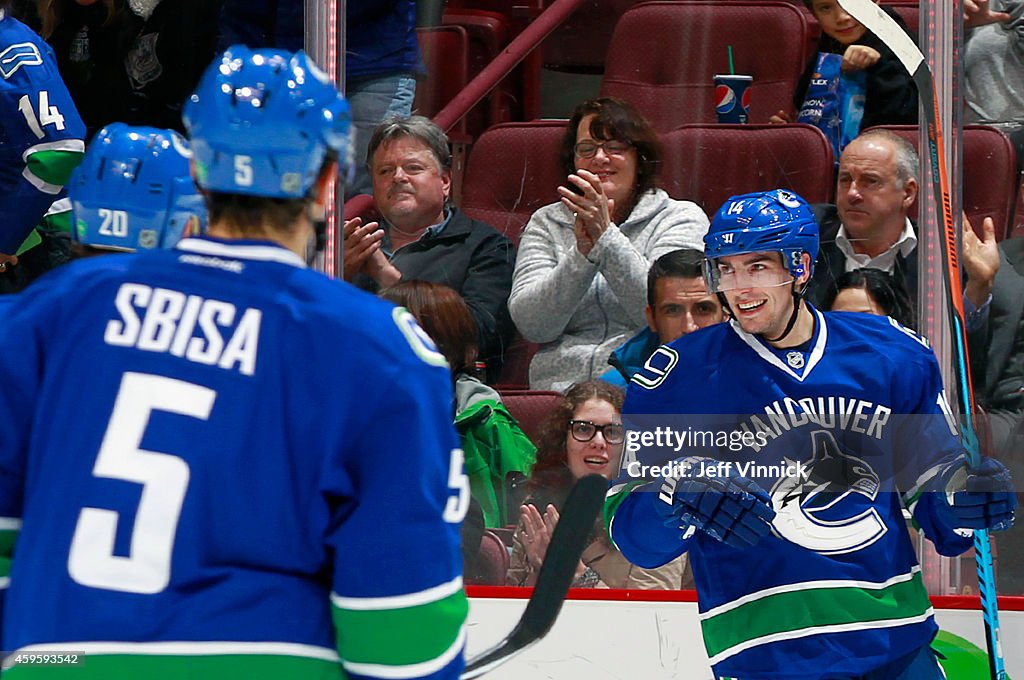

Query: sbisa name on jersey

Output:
[103, 283, 262, 376]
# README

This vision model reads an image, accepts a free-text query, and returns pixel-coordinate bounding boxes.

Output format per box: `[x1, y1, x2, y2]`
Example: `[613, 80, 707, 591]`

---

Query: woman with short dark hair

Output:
[509, 97, 709, 391]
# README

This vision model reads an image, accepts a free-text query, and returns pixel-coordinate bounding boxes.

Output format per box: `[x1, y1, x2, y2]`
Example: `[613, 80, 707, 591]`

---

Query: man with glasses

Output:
[605, 189, 1015, 679]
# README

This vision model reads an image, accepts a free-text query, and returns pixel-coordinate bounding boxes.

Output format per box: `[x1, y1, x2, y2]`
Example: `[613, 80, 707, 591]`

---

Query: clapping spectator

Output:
[507, 380, 687, 589]
[509, 97, 708, 391]
[345, 116, 515, 377]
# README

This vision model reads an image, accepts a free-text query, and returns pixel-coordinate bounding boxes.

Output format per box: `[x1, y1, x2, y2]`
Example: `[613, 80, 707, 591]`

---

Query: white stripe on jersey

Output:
[331, 575, 463, 611]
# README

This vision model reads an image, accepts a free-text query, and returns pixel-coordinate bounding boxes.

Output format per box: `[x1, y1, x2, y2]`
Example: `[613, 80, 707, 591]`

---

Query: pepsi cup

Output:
[714, 74, 752, 123]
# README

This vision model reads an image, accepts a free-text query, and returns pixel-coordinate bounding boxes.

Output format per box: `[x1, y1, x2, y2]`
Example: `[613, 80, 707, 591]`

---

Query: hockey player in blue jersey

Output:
[0, 46, 467, 679]
[0, 0, 85, 287]
[68, 123, 207, 253]
[606, 189, 1016, 679]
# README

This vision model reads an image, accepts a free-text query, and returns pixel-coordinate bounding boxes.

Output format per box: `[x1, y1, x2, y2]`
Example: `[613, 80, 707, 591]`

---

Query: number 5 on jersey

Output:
[67, 372, 214, 594]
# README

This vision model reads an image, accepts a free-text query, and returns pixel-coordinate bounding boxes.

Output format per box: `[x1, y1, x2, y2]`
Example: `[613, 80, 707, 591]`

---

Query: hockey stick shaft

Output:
[460, 474, 607, 679]
[835, 3, 1004, 676]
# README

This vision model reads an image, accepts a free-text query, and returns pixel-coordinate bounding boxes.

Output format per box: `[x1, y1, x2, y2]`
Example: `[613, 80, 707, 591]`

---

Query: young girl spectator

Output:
[507, 380, 687, 589]
[509, 97, 708, 391]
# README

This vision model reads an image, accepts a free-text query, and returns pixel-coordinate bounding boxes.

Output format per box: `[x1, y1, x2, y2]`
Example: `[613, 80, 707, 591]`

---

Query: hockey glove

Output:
[935, 456, 1016, 533]
[655, 457, 777, 549]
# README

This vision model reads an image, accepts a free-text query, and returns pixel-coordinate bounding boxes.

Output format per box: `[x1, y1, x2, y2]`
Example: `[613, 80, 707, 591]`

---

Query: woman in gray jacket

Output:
[509, 97, 709, 390]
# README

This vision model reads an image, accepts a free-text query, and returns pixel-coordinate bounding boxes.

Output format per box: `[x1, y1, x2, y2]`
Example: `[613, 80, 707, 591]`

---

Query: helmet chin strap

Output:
[764, 282, 808, 345]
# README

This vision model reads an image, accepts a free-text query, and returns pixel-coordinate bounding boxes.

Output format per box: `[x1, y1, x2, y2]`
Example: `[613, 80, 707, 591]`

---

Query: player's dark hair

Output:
[646, 248, 707, 308]
[379, 280, 478, 375]
[823, 267, 916, 330]
[527, 380, 625, 503]
[205, 193, 308, 237]
[560, 97, 661, 217]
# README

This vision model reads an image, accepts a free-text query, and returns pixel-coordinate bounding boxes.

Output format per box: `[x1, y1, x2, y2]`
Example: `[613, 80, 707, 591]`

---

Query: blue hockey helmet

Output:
[704, 189, 819, 281]
[70, 123, 207, 251]
[183, 46, 351, 199]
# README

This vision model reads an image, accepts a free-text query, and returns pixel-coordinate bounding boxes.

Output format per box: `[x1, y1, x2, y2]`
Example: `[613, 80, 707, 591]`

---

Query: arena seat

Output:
[461, 120, 567, 246]
[660, 123, 835, 217]
[415, 26, 470, 134]
[465, 529, 511, 585]
[600, 1, 810, 131]
[868, 125, 1019, 241]
[499, 389, 562, 447]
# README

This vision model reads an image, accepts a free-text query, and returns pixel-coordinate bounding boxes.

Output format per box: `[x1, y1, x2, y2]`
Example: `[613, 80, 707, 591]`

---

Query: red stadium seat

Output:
[542, 0, 640, 74]
[415, 26, 470, 133]
[601, 1, 810, 131]
[465, 529, 511, 585]
[867, 125, 1018, 241]
[660, 123, 835, 217]
[499, 389, 562, 447]
[442, 9, 515, 135]
[461, 120, 567, 246]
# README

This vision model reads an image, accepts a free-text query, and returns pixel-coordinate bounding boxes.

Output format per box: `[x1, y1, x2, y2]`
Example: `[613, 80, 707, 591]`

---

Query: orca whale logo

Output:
[771, 430, 887, 554]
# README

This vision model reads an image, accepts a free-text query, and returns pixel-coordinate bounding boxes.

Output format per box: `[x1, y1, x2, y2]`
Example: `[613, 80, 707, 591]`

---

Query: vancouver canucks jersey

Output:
[0, 237, 467, 679]
[607, 307, 971, 680]
[0, 9, 85, 253]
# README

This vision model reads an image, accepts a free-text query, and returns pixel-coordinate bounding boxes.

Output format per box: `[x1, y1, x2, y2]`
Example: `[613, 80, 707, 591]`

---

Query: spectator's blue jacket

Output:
[600, 327, 660, 388]
[346, 0, 421, 85]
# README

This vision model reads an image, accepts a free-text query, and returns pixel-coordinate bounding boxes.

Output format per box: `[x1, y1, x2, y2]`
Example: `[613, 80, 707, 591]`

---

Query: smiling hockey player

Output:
[606, 189, 1016, 679]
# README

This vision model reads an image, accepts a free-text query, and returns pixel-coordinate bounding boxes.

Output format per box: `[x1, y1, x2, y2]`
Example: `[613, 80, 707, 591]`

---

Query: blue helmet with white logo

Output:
[70, 123, 207, 251]
[183, 46, 351, 199]
[704, 189, 819, 280]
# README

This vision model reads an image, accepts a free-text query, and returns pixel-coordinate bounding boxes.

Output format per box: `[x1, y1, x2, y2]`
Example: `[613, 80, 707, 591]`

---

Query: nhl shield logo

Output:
[786, 351, 804, 369]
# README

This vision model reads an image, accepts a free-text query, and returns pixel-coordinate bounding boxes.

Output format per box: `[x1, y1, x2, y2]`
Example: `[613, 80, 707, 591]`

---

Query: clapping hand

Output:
[558, 169, 615, 258]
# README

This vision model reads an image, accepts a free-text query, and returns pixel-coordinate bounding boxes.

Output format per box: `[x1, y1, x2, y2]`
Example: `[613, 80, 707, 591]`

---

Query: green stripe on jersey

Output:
[2, 654, 342, 679]
[332, 587, 467, 667]
[701, 570, 932, 661]
[0, 528, 17, 579]
[26, 150, 85, 186]
[603, 481, 646, 535]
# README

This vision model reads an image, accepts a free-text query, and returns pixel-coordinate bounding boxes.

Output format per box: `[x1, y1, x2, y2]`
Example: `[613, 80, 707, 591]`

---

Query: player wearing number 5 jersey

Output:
[0, 46, 468, 680]
[0, 2, 85, 269]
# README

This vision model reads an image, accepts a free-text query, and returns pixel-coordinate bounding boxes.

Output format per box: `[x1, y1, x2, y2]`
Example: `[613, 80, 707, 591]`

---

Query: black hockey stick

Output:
[836, 2, 1005, 677]
[461, 474, 607, 679]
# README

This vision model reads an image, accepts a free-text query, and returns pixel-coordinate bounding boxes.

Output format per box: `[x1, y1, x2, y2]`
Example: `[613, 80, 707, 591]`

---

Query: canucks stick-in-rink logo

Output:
[771, 430, 886, 554]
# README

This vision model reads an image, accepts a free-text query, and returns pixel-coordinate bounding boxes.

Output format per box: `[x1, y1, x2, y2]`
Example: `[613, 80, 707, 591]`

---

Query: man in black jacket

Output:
[344, 115, 516, 375]
[805, 128, 998, 325]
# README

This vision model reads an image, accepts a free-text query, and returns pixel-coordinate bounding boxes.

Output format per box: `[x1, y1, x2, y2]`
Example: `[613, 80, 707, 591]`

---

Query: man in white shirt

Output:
[806, 128, 999, 329]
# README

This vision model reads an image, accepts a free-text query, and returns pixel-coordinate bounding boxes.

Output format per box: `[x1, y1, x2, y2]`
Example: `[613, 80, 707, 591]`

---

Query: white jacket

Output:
[509, 188, 709, 391]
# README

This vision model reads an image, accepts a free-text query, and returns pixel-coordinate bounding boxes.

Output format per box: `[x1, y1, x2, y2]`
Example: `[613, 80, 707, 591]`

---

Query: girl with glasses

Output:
[507, 380, 688, 589]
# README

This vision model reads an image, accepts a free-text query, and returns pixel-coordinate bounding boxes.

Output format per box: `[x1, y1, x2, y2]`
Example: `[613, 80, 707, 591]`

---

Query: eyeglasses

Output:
[569, 419, 626, 445]
[573, 140, 632, 159]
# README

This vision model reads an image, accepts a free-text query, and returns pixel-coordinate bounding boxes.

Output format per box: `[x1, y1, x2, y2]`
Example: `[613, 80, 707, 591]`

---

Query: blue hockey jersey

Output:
[0, 8, 85, 253]
[0, 237, 467, 679]
[607, 307, 971, 680]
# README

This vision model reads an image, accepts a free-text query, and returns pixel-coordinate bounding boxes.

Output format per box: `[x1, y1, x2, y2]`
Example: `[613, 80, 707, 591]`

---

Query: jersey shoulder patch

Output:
[0, 42, 42, 80]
